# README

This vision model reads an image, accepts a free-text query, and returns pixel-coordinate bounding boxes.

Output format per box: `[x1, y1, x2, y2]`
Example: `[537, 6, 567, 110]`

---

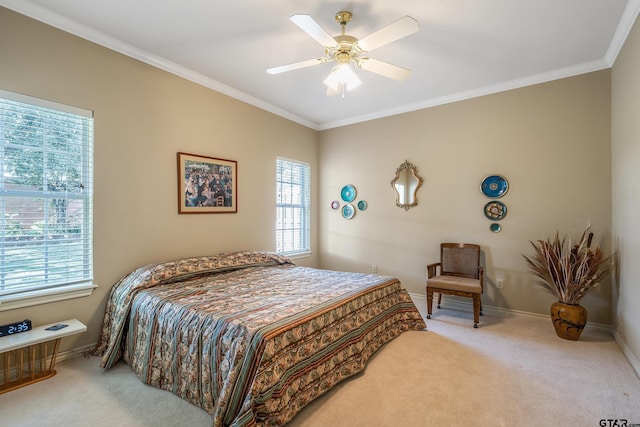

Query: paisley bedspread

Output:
[92, 251, 426, 426]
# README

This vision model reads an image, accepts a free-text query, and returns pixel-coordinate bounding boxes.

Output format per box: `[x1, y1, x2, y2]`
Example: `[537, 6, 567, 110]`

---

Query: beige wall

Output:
[612, 13, 640, 371]
[0, 8, 319, 352]
[0, 6, 628, 355]
[319, 70, 613, 324]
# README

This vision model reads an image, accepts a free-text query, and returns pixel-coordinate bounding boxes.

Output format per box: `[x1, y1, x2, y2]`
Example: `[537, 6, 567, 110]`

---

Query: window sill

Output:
[0, 282, 98, 312]
[282, 251, 311, 260]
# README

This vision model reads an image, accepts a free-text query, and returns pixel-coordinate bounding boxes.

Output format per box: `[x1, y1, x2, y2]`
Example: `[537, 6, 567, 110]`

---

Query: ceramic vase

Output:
[550, 301, 587, 341]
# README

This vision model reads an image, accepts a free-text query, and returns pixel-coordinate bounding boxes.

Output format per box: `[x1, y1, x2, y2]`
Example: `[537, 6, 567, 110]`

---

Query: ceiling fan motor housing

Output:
[329, 35, 360, 64]
[329, 11, 362, 64]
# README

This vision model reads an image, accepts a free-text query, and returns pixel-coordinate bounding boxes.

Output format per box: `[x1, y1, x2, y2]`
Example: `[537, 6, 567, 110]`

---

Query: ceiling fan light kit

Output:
[324, 63, 362, 98]
[267, 10, 419, 97]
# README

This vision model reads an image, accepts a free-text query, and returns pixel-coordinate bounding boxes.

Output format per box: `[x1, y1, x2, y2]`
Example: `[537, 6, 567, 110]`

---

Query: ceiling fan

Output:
[267, 11, 419, 97]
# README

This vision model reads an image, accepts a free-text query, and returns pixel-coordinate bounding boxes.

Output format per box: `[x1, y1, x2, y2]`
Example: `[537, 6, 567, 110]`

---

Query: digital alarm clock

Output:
[0, 319, 32, 337]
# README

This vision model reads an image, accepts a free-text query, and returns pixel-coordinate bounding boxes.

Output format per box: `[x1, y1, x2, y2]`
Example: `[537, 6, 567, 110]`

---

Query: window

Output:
[0, 90, 95, 310]
[276, 158, 310, 257]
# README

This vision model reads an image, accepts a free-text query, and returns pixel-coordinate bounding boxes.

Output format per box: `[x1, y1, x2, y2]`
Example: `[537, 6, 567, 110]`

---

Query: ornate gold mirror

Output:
[391, 160, 424, 210]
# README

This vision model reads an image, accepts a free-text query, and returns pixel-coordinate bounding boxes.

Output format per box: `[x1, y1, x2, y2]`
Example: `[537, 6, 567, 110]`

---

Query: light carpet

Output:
[2, 302, 639, 426]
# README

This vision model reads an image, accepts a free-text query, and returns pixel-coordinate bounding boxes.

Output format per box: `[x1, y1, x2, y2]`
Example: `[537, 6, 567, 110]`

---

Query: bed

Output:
[92, 251, 426, 427]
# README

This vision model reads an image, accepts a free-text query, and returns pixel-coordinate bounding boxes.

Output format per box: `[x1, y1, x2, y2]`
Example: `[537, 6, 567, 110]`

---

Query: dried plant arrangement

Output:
[523, 225, 612, 305]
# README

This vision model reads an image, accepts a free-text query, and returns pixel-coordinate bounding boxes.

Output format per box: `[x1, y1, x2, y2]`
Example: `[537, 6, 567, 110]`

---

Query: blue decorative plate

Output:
[342, 204, 355, 219]
[490, 223, 502, 233]
[357, 200, 368, 211]
[341, 185, 357, 203]
[484, 201, 507, 220]
[481, 175, 508, 199]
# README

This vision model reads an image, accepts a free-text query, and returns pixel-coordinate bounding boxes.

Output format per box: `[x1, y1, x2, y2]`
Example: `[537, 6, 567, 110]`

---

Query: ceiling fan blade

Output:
[290, 14, 338, 48]
[267, 57, 327, 75]
[358, 58, 412, 81]
[356, 16, 419, 53]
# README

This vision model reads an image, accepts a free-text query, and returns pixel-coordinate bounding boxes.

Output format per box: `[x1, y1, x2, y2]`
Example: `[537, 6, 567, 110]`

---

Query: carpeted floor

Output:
[2, 300, 640, 426]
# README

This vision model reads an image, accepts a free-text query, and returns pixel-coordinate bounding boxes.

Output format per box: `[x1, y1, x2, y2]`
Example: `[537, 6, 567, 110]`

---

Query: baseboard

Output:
[57, 343, 96, 364]
[612, 330, 640, 379]
[408, 292, 612, 333]
[49, 308, 640, 381]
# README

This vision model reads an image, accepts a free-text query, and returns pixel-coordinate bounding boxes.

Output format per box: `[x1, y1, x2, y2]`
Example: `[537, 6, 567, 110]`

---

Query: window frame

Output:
[0, 89, 96, 311]
[276, 157, 311, 258]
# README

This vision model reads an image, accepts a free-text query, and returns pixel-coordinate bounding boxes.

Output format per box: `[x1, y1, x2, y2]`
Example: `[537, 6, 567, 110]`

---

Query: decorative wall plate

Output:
[357, 200, 368, 211]
[342, 203, 355, 219]
[481, 175, 508, 198]
[490, 223, 502, 233]
[341, 185, 357, 203]
[484, 201, 507, 220]
[331, 200, 340, 210]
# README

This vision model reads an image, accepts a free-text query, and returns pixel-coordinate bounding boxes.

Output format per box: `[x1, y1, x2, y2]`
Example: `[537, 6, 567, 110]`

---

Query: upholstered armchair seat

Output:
[426, 275, 482, 294]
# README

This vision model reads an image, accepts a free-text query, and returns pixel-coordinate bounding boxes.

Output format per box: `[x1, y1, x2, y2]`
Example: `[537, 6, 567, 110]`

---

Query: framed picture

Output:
[177, 152, 237, 214]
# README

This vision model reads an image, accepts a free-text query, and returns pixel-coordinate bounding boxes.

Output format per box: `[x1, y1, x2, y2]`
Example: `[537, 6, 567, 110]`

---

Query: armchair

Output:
[426, 243, 483, 328]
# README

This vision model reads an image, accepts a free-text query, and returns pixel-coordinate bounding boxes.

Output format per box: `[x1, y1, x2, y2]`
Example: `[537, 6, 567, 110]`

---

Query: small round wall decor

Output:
[342, 203, 355, 219]
[481, 175, 508, 199]
[484, 201, 507, 220]
[341, 185, 357, 203]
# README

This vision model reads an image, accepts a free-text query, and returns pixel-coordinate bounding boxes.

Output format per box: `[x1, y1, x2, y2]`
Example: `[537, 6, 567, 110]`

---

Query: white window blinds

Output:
[276, 157, 310, 256]
[0, 90, 94, 297]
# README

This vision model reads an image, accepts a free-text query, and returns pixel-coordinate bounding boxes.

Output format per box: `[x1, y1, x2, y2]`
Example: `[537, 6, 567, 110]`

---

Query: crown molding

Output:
[605, 0, 640, 66]
[319, 59, 610, 130]
[0, 0, 320, 130]
[3, 0, 636, 132]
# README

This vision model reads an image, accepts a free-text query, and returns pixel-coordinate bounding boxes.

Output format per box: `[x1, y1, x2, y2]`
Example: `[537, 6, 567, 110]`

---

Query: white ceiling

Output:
[2, 0, 639, 130]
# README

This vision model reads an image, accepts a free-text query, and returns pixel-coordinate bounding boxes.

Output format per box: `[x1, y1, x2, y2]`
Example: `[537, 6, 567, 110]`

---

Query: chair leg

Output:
[437, 292, 442, 309]
[472, 294, 480, 328]
[426, 287, 433, 319]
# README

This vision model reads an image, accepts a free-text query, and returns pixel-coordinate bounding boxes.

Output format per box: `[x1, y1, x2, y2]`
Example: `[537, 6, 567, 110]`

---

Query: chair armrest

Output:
[426, 262, 441, 279]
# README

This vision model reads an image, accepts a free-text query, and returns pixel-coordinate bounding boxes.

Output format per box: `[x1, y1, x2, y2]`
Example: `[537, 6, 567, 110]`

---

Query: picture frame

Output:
[177, 152, 237, 214]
